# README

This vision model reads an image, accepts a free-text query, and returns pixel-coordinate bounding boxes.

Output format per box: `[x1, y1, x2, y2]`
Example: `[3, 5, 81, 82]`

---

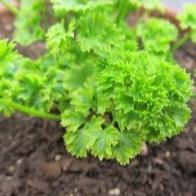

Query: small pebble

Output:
[74, 188, 78, 193]
[6, 176, 13, 180]
[147, 165, 152, 173]
[41, 162, 61, 178]
[165, 151, 171, 158]
[141, 143, 148, 156]
[8, 166, 15, 174]
[109, 188, 120, 196]
[61, 158, 73, 171]
[131, 159, 139, 167]
[55, 155, 61, 162]
[153, 158, 163, 165]
[16, 158, 23, 165]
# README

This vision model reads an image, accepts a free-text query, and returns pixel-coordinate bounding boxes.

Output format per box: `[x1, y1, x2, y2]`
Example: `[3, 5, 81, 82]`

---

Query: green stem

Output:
[0, 0, 19, 15]
[116, 0, 128, 26]
[171, 32, 192, 52]
[0, 98, 60, 120]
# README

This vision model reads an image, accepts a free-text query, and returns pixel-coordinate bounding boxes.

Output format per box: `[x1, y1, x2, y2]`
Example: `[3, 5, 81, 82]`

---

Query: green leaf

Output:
[90, 124, 119, 160]
[63, 63, 93, 91]
[64, 116, 104, 158]
[112, 131, 144, 165]
[64, 115, 119, 161]
[70, 81, 95, 115]
[64, 127, 88, 157]
[46, 20, 75, 57]
[76, 11, 124, 54]
[0, 40, 20, 71]
[61, 109, 86, 132]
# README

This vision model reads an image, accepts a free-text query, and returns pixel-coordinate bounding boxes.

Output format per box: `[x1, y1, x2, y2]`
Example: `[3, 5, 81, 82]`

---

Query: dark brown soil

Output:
[0, 12, 14, 39]
[0, 10, 196, 196]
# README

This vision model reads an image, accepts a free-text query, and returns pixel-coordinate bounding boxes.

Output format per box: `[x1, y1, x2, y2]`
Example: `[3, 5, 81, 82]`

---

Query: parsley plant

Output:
[0, 0, 194, 164]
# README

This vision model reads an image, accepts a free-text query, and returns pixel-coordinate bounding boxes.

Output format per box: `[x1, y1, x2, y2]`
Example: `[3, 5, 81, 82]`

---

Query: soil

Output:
[0, 9, 196, 196]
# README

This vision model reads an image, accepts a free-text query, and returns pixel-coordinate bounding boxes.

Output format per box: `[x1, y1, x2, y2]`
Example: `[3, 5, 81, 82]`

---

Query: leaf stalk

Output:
[0, 0, 19, 15]
[171, 32, 192, 52]
[116, 0, 128, 25]
[0, 98, 60, 120]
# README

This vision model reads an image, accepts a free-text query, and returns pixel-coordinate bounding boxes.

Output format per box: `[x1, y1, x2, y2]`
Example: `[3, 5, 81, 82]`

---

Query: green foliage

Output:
[14, 0, 47, 45]
[0, 0, 194, 165]
[0, 40, 67, 115]
[0, 40, 21, 114]
[177, 3, 196, 43]
[51, 0, 113, 14]
[137, 18, 178, 56]
[61, 51, 192, 164]
[129, 0, 162, 10]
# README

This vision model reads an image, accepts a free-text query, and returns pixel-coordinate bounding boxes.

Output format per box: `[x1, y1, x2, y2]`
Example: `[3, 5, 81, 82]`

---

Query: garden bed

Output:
[0, 7, 196, 196]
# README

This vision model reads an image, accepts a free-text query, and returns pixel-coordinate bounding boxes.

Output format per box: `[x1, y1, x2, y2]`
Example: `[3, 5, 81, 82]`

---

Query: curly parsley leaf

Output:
[178, 3, 196, 43]
[137, 18, 178, 55]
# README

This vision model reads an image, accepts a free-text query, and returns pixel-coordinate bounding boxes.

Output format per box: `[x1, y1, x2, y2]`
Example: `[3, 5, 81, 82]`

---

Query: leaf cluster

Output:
[62, 52, 192, 164]
[136, 18, 178, 58]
